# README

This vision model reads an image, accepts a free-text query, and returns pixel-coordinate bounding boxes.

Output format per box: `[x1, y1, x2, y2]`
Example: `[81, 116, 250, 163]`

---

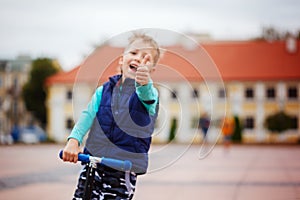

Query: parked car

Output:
[11, 125, 47, 144]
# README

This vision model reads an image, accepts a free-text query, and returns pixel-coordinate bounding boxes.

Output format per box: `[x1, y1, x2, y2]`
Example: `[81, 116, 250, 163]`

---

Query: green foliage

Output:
[252, 26, 300, 41]
[168, 118, 177, 142]
[22, 58, 60, 127]
[264, 111, 294, 133]
[231, 115, 243, 142]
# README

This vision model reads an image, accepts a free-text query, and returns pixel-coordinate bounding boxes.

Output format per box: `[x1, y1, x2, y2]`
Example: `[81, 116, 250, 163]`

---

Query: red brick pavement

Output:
[0, 144, 300, 200]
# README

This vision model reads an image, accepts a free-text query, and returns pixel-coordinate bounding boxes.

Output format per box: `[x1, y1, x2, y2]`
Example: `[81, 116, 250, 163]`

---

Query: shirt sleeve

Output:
[68, 86, 103, 144]
[135, 80, 159, 116]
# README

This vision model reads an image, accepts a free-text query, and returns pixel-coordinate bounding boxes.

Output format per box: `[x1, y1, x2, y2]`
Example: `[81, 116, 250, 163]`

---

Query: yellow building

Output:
[46, 39, 300, 144]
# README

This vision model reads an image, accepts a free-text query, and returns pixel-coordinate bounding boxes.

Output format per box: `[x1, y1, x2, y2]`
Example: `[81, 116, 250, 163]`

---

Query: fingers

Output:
[137, 65, 149, 73]
[141, 54, 151, 67]
[62, 139, 80, 163]
[63, 150, 78, 163]
[135, 66, 150, 85]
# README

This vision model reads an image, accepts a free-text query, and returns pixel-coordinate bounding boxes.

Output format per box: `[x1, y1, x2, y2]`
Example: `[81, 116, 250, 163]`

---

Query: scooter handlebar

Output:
[59, 150, 132, 171]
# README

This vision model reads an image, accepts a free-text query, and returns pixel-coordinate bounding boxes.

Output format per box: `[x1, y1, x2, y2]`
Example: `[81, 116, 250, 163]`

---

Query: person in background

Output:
[199, 112, 210, 139]
[221, 116, 235, 152]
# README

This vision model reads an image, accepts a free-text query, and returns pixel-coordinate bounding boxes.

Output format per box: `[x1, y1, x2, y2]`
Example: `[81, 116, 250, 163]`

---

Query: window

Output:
[66, 118, 74, 129]
[171, 89, 177, 99]
[154, 119, 159, 129]
[245, 116, 254, 129]
[66, 89, 72, 100]
[218, 88, 226, 98]
[245, 87, 254, 99]
[13, 101, 18, 116]
[266, 87, 276, 99]
[192, 88, 199, 98]
[287, 87, 298, 99]
[13, 77, 18, 88]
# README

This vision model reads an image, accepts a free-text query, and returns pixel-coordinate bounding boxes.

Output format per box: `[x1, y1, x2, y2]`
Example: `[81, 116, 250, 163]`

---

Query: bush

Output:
[264, 111, 294, 133]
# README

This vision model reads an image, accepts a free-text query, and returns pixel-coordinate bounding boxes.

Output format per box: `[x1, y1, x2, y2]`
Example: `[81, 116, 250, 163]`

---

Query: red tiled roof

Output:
[204, 40, 300, 80]
[46, 40, 300, 86]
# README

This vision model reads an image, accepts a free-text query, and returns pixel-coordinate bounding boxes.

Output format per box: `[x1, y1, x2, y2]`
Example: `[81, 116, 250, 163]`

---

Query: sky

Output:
[0, 0, 300, 70]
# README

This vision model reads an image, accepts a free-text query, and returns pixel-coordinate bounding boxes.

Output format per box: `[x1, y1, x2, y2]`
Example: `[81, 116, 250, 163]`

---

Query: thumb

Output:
[141, 54, 151, 66]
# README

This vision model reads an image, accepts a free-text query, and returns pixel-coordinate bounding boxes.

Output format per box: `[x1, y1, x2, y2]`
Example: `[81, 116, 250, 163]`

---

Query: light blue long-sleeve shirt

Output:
[68, 80, 158, 144]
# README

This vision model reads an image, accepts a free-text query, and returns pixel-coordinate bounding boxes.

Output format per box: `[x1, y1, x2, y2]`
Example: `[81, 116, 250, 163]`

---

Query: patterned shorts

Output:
[73, 164, 137, 200]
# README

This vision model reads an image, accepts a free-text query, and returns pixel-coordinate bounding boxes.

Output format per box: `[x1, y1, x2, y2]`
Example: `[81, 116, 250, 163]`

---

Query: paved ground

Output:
[0, 143, 300, 200]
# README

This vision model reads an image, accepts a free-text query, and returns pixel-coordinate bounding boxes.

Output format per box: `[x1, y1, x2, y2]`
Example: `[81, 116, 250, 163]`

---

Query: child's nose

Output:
[133, 54, 143, 62]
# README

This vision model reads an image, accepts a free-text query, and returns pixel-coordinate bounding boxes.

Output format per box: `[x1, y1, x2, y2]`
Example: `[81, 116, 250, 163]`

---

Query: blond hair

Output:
[126, 33, 160, 66]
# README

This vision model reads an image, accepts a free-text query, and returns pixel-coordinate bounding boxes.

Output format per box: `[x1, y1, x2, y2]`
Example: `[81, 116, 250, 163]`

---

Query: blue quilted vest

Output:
[85, 75, 158, 174]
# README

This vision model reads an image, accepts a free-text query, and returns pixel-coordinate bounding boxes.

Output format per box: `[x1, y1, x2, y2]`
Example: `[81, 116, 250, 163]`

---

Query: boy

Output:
[62, 33, 160, 200]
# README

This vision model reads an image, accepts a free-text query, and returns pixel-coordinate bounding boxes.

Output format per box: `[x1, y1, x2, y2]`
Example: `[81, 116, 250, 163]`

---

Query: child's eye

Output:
[130, 51, 137, 55]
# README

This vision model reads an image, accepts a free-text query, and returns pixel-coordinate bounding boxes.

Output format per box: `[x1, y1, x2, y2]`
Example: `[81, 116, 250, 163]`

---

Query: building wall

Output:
[46, 83, 94, 142]
[46, 80, 300, 143]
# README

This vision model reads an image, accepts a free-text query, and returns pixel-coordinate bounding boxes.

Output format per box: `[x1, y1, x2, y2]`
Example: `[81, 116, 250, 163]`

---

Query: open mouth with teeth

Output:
[129, 64, 138, 72]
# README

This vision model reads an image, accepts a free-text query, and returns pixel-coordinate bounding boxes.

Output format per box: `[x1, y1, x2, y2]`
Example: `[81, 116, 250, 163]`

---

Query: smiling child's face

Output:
[119, 39, 157, 81]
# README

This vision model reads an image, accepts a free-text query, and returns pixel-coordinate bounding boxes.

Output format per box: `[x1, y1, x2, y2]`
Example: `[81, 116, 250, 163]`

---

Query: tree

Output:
[168, 117, 177, 142]
[253, 26, 300, 41]
[231, 115, 243, 143]
[264, 111, 294, 133]
[22, 58, 60, 128]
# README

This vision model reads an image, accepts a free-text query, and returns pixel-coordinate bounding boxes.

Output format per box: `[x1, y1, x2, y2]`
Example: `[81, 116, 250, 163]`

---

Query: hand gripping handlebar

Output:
[59, 150, 132, 172]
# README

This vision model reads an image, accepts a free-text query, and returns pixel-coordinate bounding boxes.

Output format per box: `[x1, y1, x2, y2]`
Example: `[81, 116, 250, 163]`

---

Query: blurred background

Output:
[0, 0, 300, 199]
[0, 0, 299, 145]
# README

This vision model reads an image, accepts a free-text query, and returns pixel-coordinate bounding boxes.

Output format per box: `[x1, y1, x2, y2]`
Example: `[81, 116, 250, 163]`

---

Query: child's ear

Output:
[118, 56, 123, 65]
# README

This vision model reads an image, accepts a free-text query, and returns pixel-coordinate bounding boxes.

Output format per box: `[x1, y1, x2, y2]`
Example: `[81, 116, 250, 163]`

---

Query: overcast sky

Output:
[0, 0, 299, 70]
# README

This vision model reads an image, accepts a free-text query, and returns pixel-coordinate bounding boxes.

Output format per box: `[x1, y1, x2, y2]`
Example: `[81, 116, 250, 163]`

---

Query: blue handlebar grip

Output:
[101, 158, 132, 171]
[58, 150, 90, 163]
[59, 150, 132, 171]
[59, 150, 63, 159]
[77, 153, 90, 163]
